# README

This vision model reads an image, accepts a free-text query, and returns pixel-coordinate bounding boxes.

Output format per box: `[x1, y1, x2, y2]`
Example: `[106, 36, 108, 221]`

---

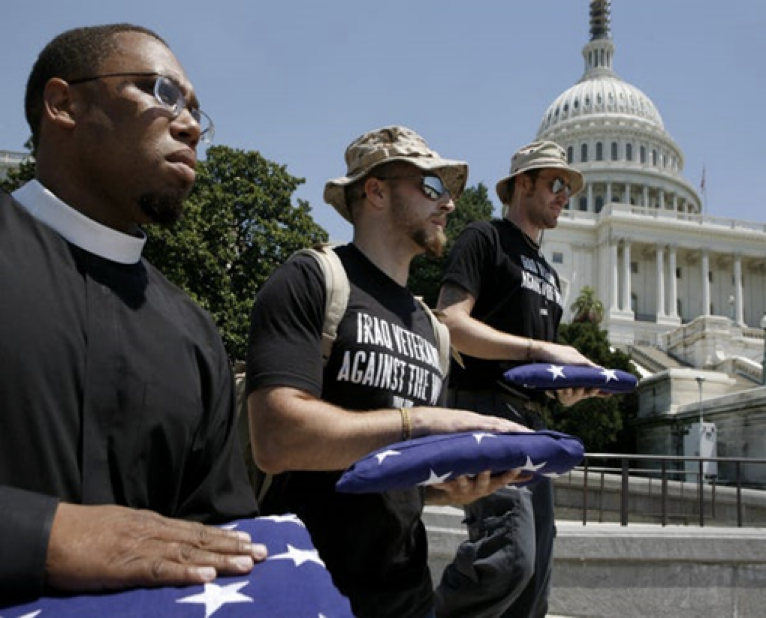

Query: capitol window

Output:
[552, 252, 564, 264]
[581, 144, 588, 162]
[596, 142, 603, 161]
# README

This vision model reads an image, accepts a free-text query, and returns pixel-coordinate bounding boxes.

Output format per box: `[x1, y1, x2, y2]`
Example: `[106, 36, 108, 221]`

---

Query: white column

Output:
[606, 183, 613, 204]
[656, 244, 665, 317]
[622, 240, 632, 312]
[734, 255, 744, 325]
[701, 251, 711, 316]
[659, 190, 665, 209]
[587, 183, 594, 212]
[642, 186, 649, 207]
[610, 241, 620, 312]
[624, 183, 631, 205]
[669, 245, 679, 318]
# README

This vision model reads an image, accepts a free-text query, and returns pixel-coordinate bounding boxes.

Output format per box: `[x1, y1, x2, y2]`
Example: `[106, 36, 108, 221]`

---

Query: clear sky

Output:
[2, 1, 764, 242]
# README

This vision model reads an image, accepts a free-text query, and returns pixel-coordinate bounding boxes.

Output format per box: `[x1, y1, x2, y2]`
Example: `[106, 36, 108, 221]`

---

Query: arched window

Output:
[595, 196, 604, 213]
[596, 142, 603, 161]
[567, 146, 574, 163]
[611, 142, 618, 161]
[626, 144, 633, 161]
[581, 144, 588, 163]
[640, 146, 646, 163]
[579, 196, 588, 211]
[652, 149, 658, 165]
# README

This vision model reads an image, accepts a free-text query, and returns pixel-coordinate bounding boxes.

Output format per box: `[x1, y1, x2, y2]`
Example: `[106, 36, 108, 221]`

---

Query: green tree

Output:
[409, 182, 495, 306]
[143, 146, 328, 361]
[547, 320, 639, 453]
[0, 145, 34, 193]
[571, 285, 605, 323]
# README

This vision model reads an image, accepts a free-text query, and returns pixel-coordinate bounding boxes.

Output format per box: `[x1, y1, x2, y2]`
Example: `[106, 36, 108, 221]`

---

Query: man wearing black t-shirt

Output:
[245, 126, 529, 618]
[434, 141, 603, 618]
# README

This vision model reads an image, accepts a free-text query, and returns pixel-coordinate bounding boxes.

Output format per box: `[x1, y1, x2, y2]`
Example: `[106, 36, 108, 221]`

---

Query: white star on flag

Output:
[600, 368, 618, 383]
[176, 580, 253, 618]
[375, 449, 401, 464]
[418, 468, 453, 485]
[473, 432, 498, 444]
[546, 365, 566, 380]
[261, 513, 306, 527]
[520, 455, 547, 472]
[270, 544, 326, 568]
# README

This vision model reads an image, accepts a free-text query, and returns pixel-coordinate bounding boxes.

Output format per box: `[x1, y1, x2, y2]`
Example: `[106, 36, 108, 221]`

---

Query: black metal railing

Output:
[556, 453, 766, 528]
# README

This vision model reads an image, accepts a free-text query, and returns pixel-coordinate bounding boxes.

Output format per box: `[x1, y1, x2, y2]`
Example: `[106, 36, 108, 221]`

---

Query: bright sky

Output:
[2, 1, 764, 242]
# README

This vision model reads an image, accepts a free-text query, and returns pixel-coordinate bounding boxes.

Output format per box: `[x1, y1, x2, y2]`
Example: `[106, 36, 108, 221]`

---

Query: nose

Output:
[171, 107, 202, 148]
[440, 196, 456, 213]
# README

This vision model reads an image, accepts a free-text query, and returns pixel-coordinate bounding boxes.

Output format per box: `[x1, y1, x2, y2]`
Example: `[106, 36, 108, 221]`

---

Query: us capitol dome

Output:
[536, 0, 700, 215]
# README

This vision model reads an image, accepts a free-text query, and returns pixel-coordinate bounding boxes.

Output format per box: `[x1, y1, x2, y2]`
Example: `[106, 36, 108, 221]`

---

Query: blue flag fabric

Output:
[2, 515, 353, 618]
[335, 430, 584, 494]
[504, 363, 638, 393]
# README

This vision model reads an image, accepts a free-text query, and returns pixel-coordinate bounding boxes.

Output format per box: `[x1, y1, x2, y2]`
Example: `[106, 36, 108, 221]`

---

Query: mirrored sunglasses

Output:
[549, 176, 572, 197]
[376, 174, 450, 201]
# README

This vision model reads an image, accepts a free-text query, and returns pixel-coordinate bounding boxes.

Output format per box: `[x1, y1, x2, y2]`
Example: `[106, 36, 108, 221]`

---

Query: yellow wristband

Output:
[399, 407, 412, 441]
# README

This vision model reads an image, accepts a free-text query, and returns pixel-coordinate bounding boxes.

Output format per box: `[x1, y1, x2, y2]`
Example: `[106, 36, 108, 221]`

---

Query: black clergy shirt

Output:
[0, 182, 257, 603]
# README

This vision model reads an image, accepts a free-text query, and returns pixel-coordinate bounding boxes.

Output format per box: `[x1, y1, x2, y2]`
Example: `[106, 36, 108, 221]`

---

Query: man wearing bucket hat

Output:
[245, 125, 529, 618]
[434, 140, 603, 618]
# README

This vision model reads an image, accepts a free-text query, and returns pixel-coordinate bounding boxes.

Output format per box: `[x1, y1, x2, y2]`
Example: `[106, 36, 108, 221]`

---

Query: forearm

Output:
[248, 387, 525, 474]
[442, 311, 534, 361]
[249, 387, 405, 473]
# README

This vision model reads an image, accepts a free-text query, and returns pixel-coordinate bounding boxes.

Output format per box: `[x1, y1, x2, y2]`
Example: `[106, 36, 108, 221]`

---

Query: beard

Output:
[391, 191, 448, 258]
[138, 190, 187, 226]
[411, 226, 447, 258]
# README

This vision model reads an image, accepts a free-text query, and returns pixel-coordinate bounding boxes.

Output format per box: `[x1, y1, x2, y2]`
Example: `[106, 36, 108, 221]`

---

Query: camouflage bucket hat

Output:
[495, 140, 585, 204]
[324, 125, 469, 222]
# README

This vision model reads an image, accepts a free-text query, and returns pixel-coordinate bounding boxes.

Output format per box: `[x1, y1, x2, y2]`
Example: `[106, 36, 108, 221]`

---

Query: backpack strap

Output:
[416, 300, 454, 378]
[296, 243, 350, 365]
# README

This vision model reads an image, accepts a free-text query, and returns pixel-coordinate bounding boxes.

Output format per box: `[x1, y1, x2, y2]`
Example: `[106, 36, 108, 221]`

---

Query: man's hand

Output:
[411, 408, 531, 439]
[425, 469, 531, 506]
[552, 386, 610, 407]
[45, 503, 268, 593]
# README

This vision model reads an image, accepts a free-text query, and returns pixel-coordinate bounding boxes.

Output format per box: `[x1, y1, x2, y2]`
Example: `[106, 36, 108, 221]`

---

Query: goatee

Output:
[139, 191, 186, 226]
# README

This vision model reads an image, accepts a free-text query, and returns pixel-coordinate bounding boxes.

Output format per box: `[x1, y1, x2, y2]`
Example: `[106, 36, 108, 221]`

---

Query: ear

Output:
[42, 78, 78, 132]
[362, 175, 388, 210]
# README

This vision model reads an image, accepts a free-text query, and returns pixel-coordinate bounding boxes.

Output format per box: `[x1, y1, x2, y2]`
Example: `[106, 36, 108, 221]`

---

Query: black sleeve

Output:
[441, 222, 494, 299]
[176, 326, 259, 523]
[245, 253, 326, 397]
[0, 486, 59, 603]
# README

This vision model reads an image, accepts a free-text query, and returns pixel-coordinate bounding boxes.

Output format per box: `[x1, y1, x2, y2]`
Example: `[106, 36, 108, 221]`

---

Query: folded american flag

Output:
[2, 515, 353, 618]
[336, 430, 584, 494]
[504, 363, 638, 393]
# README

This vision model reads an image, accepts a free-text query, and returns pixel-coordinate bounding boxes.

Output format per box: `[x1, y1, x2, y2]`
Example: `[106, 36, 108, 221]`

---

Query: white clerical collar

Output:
[12, 180, 146, 264]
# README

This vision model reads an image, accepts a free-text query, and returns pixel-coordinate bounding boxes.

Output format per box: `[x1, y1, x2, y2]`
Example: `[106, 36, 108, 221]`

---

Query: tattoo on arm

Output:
[437, 284, 470, 311]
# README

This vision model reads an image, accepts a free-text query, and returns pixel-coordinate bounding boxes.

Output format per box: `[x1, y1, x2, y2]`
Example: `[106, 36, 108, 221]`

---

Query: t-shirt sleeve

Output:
[441, 222, 493, 299]
[245, 253, 326, 398]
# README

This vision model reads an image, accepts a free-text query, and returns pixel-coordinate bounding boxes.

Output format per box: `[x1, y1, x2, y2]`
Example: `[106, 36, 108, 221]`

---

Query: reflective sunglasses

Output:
[547, 176, 572, 197]
[67, 71, 215, 144]
[375, 174, 451, 201]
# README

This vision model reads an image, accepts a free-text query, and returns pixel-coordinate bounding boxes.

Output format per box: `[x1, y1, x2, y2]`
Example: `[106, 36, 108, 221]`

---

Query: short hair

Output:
[24, 23, 167, 150]
[343, 160, 415, 223]
[506, 169, 540, 204]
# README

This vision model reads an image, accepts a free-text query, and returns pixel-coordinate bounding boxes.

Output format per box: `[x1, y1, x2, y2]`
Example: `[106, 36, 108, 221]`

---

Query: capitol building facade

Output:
[535, 0, 766, 473]
[541, 1, 766, 357]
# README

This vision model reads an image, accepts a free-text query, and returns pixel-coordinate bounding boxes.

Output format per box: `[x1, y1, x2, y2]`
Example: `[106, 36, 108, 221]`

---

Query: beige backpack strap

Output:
[296, 243, 350, 366]
[416, 299, 455, 378]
